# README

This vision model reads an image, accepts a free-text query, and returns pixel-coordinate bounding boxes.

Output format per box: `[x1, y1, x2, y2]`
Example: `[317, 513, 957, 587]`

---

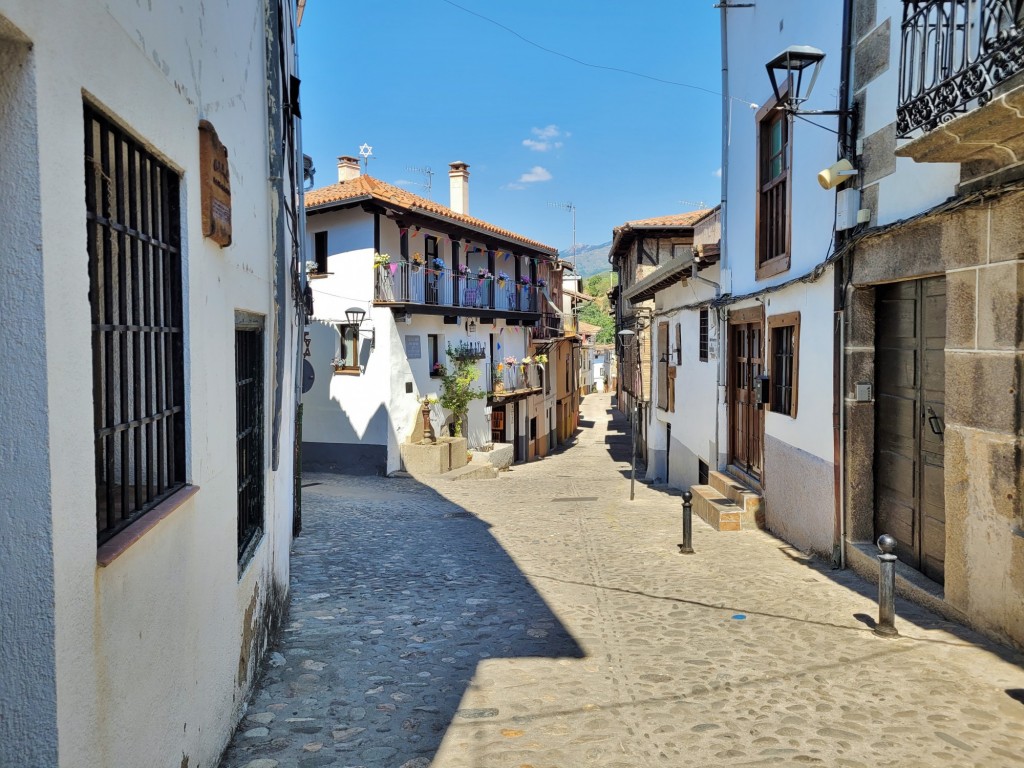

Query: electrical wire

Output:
[436, 0, 759, 107]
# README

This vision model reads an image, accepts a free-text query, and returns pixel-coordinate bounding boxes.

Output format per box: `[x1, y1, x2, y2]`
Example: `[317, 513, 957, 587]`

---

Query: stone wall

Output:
[845, 189, 1024, 649]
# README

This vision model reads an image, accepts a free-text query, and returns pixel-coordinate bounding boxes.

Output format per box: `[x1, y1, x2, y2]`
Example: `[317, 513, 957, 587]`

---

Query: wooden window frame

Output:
[657, 321, 670, 411]
[428, 333, 441, 377]
[767, 311, 800, 418]
[334, 323, 361, 374]
[755, 90, 792, 281]
[699, 308, 709, 362]
[314, 230, 328, 274]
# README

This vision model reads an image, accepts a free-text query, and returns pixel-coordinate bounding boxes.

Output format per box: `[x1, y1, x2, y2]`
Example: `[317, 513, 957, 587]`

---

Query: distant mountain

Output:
[558, 241, 612, 277]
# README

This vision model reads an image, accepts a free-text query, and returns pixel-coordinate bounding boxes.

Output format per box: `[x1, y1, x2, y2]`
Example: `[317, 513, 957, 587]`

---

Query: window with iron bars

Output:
[699, 308, 709, 362]
[85, 103, 186, 545]
[236, 320, 265, 563]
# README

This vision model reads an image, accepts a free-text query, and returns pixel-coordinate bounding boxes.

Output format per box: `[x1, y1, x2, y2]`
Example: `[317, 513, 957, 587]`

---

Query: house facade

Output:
[301, 160, 560, 474]
[715, 0, 846, 556]
[841, 0, 1024, 648]
[610, 211, 709, 482]
[0, 1, 304, 765]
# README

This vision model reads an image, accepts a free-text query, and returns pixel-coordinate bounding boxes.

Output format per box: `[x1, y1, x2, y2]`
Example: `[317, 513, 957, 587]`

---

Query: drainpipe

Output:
[834, 0, 856, 569]
[716, 0, 730, 473]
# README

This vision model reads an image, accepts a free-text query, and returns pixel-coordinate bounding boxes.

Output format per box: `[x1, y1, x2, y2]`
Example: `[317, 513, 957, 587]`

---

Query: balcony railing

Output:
[898, 0, 1024, 137]
[376, 263, 540, 314]
[492, 362, 542, 394]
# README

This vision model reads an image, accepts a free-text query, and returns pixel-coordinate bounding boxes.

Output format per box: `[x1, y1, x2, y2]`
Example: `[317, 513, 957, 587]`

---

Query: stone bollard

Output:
[679, 490, 694, 554]
[874, 533, 898, 638]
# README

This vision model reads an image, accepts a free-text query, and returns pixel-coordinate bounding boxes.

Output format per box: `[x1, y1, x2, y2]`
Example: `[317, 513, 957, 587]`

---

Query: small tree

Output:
[436, 344, 485, 437]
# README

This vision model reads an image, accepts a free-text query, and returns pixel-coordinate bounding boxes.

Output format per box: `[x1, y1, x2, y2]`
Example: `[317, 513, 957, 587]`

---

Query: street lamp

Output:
[617, 326, 645, 501]
[345, 306, 375, 349]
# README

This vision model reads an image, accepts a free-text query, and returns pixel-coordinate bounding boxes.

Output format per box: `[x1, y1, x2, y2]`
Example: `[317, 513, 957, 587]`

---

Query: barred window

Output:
[236, 321, 265, 562]
[85, 104, 186, 545]
[768, 312, 800, 417]
[699, 308, 709, 362]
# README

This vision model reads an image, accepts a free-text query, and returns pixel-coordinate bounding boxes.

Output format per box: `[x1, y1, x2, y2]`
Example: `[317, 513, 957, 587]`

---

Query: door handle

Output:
[926, 406, 944, 440]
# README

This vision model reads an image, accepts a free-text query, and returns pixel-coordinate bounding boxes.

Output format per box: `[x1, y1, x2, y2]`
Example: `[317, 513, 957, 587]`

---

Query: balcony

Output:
[533, 311, 578, 340]
[896, 0, 1024, 165]
[375, 263, 541, 320]
[490, 361, 543, 401]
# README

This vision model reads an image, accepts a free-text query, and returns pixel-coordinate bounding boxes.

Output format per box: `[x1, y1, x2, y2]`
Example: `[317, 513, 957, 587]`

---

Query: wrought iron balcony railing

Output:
[491, 362, 542, 394]
[375, 262, 540, 314]
[898, 0, 1024, 137]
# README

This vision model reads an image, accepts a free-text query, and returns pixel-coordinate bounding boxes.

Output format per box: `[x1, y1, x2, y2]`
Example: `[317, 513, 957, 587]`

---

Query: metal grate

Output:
[85, 104, 185, 544]
[699, 308, 709, 362]
[236, 325, 265, 561]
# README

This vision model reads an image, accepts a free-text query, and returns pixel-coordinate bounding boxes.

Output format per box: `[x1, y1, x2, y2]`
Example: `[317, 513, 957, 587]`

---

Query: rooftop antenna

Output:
[404, 165, 435, 198]
[678, 199, 707, 210]
[548, 201, 577, 268]
[358, 142, 374, 173]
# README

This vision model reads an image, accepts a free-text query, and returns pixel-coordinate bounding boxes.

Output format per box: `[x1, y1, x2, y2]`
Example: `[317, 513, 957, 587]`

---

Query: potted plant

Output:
[496, 271, 510, 287]
[457, 263, 470, 277]
[519, 275, 531, 287]
[373, 251, 391, 269]
[536, 277, 547, 288]
[411, 253, 425, 272]
[431, 257, 446, 272]
[492, 363, 504, 393]
[477, 268, 492, 282]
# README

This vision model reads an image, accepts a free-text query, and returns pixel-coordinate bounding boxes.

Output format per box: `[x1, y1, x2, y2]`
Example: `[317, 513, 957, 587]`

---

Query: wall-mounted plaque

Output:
[404, 334, 421, 359]
[199, 120, 232, 247]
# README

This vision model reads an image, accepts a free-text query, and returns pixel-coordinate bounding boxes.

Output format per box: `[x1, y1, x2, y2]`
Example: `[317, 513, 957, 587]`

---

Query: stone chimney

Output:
[448, 161, 470, 214]
[337, 155, 360, 182]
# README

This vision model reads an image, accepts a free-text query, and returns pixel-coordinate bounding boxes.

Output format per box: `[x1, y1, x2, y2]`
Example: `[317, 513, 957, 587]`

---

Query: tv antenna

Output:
[678, 199, 707, 210]
[548, 201, 577, 267]
[405, 165, 435, 198]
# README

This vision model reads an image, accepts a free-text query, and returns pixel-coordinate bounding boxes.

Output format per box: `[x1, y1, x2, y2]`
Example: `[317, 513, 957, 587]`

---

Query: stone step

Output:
[709, 470, 763, 521]
[444, 462, 499, 481]
[690, 484, 759, 531]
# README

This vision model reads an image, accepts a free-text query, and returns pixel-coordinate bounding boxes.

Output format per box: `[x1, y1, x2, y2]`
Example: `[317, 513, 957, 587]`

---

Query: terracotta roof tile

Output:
[614, 209, 713, 231]
[305, 175, 557, 254]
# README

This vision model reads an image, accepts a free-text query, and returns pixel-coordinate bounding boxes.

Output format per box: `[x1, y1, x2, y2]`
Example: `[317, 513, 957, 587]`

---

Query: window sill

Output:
[308, 272, 331, 280]
[97, 485, 200, 567]
[755, 254, 790, 281]
[333, 367, 360, 375]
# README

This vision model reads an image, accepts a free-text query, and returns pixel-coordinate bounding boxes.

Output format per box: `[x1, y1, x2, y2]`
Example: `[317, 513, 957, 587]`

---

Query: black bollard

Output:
[679, 490, 694, 554]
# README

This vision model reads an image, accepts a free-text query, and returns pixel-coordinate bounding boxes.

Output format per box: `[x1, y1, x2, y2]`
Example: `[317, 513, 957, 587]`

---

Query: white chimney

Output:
[448, 161, 469, 214]
[337, 155, 360, 182]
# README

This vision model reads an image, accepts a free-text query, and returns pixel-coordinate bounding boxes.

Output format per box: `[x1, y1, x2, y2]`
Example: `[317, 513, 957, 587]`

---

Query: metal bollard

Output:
[679, 491, 694, 554]
[874, 533, 898, 638]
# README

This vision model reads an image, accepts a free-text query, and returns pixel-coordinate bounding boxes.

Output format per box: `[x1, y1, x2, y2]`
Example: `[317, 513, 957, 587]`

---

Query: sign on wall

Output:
[404, 334, 421, 359]
[198, 120, 232, 247]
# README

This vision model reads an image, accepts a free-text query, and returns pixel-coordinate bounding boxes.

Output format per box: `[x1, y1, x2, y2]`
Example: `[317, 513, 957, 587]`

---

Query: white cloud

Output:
[713, 167, 722, 178]
[518, 166, 553, 183]
[522, 125, 569, 152]
[532, 124, 561, 139]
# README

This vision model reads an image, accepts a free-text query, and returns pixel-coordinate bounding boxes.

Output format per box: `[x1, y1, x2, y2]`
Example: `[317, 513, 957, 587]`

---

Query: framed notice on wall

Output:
[198, 120, 232, 247]
[404, 334, 421, 359]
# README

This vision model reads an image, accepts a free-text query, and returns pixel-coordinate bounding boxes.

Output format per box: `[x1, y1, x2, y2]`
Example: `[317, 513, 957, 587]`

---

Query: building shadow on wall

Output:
[219, 472, 584, 767]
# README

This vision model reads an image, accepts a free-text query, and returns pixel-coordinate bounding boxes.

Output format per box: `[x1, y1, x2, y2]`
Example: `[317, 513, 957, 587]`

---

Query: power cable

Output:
[436, 0, 758, 108]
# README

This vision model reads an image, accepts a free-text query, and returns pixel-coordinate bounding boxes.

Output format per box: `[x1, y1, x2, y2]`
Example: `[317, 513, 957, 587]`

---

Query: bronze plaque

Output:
[199, 120, 232, 247]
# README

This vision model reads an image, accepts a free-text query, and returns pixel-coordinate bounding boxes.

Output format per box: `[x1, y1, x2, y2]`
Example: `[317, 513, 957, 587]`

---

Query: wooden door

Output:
[875, 278, 946, 584]
[729, 311, 763, 479]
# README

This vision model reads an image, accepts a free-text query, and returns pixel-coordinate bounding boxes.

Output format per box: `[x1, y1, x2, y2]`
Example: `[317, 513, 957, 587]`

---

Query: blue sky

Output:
[297, 0, 724, 250]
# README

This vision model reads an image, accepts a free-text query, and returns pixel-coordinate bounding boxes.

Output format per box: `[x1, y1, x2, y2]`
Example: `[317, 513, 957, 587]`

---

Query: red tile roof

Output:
[614, 209, 714, 231]
[305, 175, 557, 255]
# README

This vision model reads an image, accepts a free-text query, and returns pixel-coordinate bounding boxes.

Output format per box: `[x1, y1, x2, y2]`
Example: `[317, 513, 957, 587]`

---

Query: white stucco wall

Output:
[0, 18, 59, 767]
[724, 0, 845, 297]
[0, 1, 301, 765]
[857, 1, 961, 225]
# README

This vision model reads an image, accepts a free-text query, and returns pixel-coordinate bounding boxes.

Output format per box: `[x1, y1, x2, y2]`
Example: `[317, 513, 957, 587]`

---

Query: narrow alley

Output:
[221, 393, 1024, 768]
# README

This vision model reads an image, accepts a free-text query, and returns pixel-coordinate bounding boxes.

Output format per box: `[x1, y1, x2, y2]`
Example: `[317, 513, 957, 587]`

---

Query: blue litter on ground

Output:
[732, 614, 746, 620]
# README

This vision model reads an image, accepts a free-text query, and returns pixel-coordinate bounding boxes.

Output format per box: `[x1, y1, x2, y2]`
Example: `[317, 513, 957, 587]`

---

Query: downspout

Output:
[716, 0, 730, 472]
[834, 0, 856, 569]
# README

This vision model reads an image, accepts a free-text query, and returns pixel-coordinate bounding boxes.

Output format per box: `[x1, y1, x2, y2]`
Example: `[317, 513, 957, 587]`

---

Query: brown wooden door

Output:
[729, 314, 763, 479]
[875, 278, 946, 584]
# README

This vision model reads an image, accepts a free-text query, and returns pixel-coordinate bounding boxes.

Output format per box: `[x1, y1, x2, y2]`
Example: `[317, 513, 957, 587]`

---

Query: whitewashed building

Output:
[302, 160, 559, 473]
[0, 0, 304, 765]
[711, 0, 847, 555]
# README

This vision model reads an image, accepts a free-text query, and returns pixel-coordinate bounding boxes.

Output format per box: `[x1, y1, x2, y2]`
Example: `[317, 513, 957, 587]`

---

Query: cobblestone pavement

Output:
[220, 393, 1024, 768]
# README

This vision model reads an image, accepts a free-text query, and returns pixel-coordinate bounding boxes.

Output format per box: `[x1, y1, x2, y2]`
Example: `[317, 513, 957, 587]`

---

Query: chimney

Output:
[337, 155, 360, 182]
[448, 161, 470, 214]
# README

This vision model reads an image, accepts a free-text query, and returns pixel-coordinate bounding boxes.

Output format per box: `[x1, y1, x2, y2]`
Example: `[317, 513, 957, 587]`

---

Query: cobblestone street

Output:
[220, 392, 1024, 768]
